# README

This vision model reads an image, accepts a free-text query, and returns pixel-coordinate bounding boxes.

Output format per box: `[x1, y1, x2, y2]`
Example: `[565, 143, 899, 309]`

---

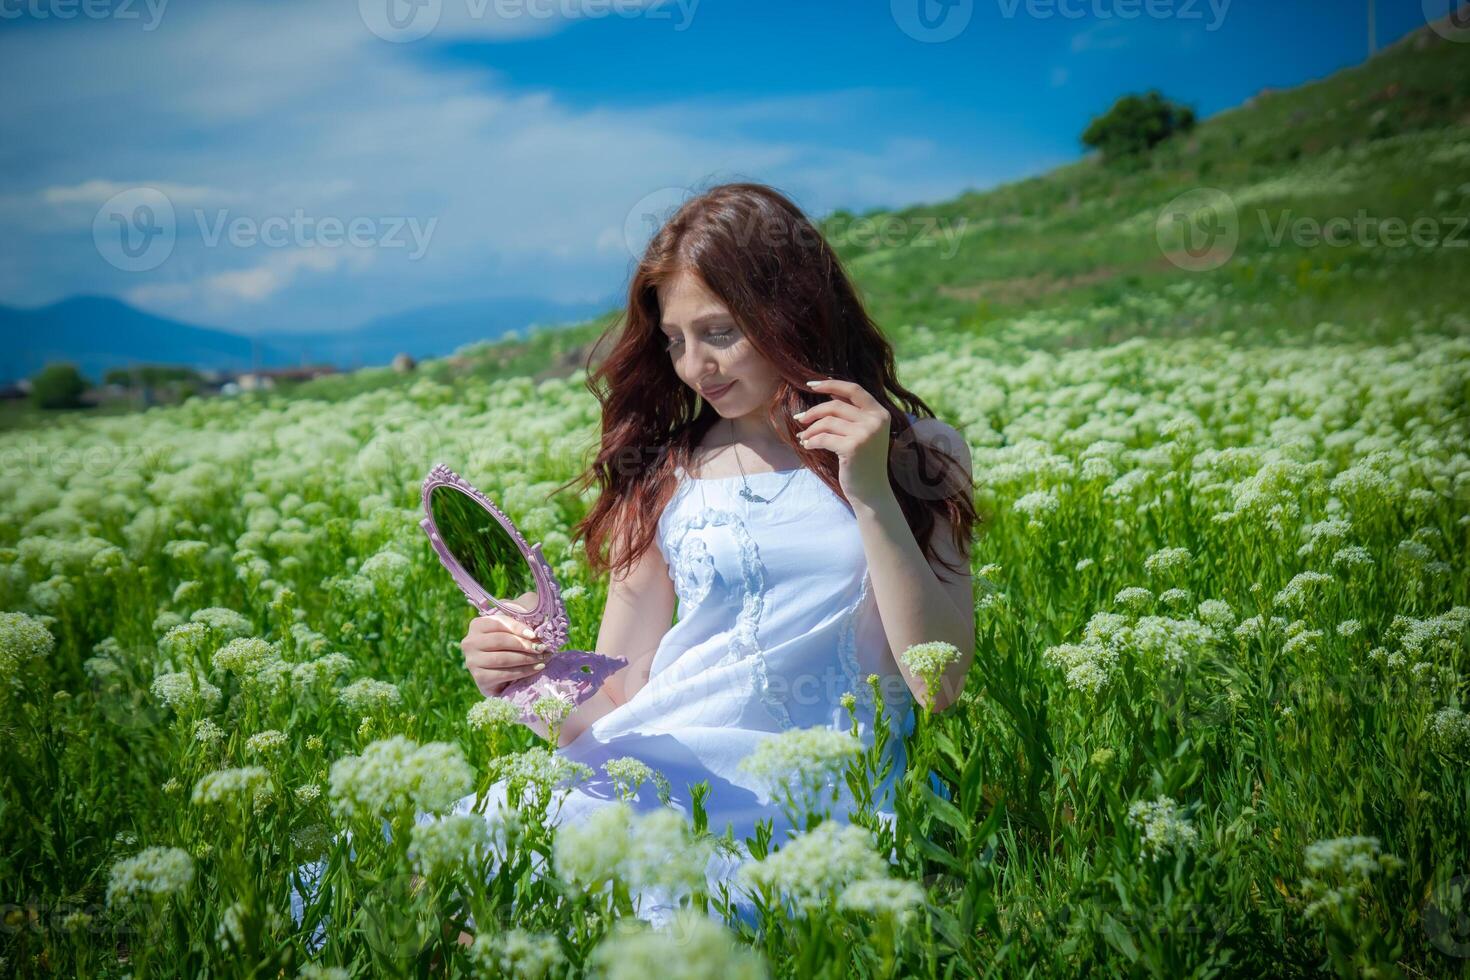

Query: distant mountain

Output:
[0, 296, 293, 384]
[0, 292, 620, 383]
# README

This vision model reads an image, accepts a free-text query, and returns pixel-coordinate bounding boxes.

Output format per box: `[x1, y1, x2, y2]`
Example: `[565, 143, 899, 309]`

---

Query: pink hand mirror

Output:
[419, 462, 627, 728]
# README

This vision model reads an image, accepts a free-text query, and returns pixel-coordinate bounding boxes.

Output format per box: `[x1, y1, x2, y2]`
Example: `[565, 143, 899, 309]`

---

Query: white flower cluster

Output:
[1330, 545, 1374, 570]
[160, 622, 212, 660]
[0, 611, 56, 674]
[1273, 571, 1334, 612]
[193, 719, 226, 744]
[468, 927, 567, 980]
[585, 909, 766, 980]
[1126, 795, 1199, 862]
[336, 677, 402, 712]
[1299, 835, 1404, 920]
[1131, 616, 1217, 667]
[1143, 546, 1192, 575]
[1013, 488, 1062, 527]
[188, 607, 253, 640]
[486, 746, 594, 799]
[1196, 599, 1236, 632]
[553, 801, 713, 896]
[409, 813, 493, 877]
[288, 652, 352, 688]
[192, 766, 275, 810]
[106, 845, 195, 907]
[328, 736, 473, 822]
[738, 820, 909, 916]
[467, 696, 522, 732]
[603, 756, 672, 804]
[1429, 707, 1470, 757]
[1045, 608, 1218, 695]
[738, 726, 863, 817]
[245, 729, 288, 756]
[356, 547, 413, 587]
[836, 876, 927, 923]
[899, 640, 962, 687]
[151, 671, 223, 711]
[212, 637, 289, 691]
[1114, 587, 1153, 614]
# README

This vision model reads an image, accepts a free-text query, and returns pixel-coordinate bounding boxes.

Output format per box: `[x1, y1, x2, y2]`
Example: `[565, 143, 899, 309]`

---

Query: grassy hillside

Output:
[285, 20, 1462, 406]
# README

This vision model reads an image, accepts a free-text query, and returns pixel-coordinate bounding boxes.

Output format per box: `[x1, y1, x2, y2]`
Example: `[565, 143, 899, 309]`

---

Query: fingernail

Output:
[792, 409, 807, 420]
[522, 628, 536, 638]
[806, 379, 822, 386]
[534, 642, 547, 653]
[534, 663, 547, 670]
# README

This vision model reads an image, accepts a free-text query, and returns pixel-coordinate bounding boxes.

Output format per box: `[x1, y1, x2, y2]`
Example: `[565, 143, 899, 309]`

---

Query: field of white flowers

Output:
[3, 291, 1468, 977]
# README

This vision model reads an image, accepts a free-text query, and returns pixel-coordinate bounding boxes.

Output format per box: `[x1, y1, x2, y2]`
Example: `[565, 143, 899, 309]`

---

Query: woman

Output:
[457, 182, 982, 925]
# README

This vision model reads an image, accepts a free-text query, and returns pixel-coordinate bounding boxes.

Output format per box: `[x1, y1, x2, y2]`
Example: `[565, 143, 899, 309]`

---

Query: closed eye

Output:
[664, 329, 736, 352]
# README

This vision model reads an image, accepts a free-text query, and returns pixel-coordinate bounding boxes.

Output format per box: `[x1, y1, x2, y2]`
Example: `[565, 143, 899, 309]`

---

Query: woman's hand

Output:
[793, 377, 896, 509]
[460, 592, 548, 697]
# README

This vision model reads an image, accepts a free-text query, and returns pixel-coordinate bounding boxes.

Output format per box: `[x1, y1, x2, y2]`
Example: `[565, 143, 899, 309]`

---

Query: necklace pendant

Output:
[738, 485, 768, 503]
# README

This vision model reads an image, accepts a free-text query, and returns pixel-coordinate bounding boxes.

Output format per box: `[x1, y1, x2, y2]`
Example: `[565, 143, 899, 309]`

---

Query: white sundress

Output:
[291, 427, 933, 939]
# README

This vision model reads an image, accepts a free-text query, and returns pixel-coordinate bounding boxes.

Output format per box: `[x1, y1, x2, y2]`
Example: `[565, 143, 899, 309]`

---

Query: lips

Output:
[701, 380, 735, 398]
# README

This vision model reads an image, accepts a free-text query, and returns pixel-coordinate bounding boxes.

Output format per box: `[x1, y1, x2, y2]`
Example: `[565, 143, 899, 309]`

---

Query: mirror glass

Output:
[428, 485, 538, 611]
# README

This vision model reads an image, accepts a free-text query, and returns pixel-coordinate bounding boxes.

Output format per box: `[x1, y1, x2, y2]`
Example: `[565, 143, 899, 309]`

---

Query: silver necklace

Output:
[730, 418, 801, 505]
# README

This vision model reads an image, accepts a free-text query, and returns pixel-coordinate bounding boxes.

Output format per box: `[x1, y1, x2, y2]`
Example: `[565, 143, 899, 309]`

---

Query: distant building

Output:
[234, 365, 339, 392]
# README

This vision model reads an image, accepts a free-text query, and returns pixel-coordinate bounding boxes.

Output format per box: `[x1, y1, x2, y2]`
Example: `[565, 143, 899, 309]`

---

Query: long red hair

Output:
[553, 182, 981, 585]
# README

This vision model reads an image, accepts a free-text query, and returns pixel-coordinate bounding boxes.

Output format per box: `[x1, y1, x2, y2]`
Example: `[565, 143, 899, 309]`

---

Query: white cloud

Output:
[1070, 20, 1131, 53]
[41, 179, 226, 208]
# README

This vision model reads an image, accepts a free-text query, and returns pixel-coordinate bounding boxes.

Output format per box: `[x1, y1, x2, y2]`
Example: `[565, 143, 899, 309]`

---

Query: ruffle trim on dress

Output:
[836, 568, 876, 713]
[661, 504, 791, 730]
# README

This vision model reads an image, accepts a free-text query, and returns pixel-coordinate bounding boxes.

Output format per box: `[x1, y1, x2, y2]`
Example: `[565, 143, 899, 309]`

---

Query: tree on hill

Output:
[1082, 90, 1197, 162]
[30, 362, 90, 409]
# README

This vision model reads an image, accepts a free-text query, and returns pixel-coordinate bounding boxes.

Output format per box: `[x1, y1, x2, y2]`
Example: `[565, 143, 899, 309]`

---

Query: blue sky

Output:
[0, 0, 1441, 334]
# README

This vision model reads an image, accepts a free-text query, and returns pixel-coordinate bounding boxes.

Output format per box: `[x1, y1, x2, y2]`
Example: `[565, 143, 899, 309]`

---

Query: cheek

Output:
[724, 343, 767, 377]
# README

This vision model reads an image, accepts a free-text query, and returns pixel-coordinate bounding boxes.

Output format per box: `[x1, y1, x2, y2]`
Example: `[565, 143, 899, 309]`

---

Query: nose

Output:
[677, 339, 719, 380]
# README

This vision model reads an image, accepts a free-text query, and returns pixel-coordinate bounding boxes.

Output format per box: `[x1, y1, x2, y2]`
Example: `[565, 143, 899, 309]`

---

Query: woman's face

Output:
[656, 269, 782, 420]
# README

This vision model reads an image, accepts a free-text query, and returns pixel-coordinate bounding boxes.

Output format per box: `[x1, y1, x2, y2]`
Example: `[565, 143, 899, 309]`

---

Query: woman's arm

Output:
[520, 525, 677, 748]
[852, 419, 976, 713]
